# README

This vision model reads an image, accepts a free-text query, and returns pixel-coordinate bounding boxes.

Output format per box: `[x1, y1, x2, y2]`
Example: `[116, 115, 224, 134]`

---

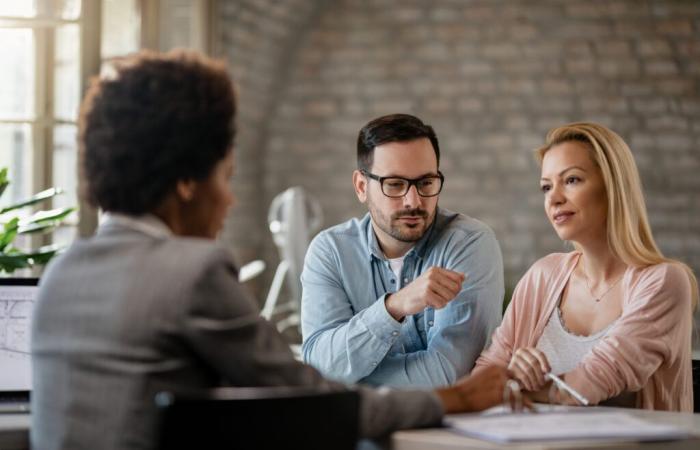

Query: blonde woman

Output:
[476, 122, 698, 411]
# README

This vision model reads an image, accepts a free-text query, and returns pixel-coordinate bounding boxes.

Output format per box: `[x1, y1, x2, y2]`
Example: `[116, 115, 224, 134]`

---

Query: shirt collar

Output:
[99, 212, 173, 239]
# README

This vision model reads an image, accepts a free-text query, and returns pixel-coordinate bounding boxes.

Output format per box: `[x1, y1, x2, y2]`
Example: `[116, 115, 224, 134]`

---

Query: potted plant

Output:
[0, 167, 75, 273]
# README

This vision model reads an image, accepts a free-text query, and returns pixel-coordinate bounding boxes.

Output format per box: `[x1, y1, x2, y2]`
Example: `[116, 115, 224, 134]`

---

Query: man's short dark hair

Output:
[79, 50, 236, 214]
[356, 114, 440, 172]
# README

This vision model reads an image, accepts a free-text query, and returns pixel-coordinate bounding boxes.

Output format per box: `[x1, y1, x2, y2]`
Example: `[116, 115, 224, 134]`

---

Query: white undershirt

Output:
[536, 303, 615, 375]
[387, 253, 409, 288]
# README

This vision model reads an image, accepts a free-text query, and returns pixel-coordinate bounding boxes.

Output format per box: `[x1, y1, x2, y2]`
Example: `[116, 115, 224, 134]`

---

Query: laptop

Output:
[0, 277, 38, 413]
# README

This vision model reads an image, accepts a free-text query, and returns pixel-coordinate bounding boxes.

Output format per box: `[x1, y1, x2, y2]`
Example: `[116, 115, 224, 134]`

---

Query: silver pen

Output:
[546, 373, 589, 406]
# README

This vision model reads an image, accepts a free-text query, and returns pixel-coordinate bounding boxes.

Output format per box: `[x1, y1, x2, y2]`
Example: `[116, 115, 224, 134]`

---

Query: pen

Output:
[546, 373, 589, 406]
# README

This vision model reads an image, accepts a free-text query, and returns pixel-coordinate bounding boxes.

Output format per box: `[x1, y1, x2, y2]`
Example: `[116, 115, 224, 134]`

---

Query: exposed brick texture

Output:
[216, 0, 325, 294]
[217, 0, 700, 335]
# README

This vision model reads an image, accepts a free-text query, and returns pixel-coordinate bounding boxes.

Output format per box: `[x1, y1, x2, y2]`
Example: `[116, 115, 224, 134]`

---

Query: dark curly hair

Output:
[79, 50, 236, 214]
[357, 114, 440, 172]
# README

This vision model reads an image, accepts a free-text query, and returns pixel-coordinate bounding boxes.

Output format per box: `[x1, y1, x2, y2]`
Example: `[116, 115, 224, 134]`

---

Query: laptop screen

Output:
[0, 278, 38, 393]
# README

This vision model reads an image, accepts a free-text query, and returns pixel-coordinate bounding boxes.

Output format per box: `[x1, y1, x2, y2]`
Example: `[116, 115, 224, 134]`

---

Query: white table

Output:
[392, 408, 700, 450]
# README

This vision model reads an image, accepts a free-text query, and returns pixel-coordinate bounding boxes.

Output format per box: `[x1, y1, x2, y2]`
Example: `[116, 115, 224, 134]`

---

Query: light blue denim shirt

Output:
[301, 207, 504, 388]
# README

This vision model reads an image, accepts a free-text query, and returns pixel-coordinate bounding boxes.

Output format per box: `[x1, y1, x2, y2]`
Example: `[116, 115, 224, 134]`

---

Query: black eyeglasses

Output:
[361, 170, 444, 198]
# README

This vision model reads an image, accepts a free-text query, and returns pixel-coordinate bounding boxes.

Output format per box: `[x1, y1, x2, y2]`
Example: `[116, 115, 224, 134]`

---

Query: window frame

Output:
[0, 2, 102, 244]
[1, 0, 216, 243]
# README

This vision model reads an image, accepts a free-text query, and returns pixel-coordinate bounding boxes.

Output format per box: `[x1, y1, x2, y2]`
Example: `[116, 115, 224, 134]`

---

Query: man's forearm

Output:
[303, 298, 402, 383]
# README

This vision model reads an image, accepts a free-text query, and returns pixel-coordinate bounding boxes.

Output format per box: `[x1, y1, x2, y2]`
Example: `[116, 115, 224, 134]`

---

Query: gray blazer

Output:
[31, 217, 442, 450]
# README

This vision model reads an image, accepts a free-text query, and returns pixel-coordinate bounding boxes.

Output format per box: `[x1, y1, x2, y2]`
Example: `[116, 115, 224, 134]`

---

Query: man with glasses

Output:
[301, 113, 504, 387]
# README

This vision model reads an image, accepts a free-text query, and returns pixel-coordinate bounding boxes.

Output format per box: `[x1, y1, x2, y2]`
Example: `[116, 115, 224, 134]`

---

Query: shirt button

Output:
[428, 320, 434, 326]
[390, 279, 395, 284]
[372, 362, 378, 366]
[403, 278, 408, 283]
[391, 331, 399, 336]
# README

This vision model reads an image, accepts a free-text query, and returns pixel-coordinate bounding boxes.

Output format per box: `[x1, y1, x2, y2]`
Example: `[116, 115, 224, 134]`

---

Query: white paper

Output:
[445, 411, 688, 443]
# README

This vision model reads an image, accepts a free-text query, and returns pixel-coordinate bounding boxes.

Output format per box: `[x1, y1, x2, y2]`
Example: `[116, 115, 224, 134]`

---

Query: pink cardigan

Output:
[476, 252, 694, 412]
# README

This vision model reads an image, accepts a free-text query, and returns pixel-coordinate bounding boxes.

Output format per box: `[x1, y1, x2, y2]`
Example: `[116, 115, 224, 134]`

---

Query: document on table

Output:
[445, 410, 688, 443]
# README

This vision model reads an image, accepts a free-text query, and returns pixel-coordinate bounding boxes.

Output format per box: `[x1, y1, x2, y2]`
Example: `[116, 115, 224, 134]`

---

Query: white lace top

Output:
[535, 304, 615, 375]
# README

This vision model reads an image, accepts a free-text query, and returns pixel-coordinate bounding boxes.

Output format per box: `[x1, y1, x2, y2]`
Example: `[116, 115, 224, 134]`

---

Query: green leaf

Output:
[17, 222, 53, 234]
[24, 243, 63, 265]
[25, 206, 75, 224]
[0, 187, 63, 214]
[15, 207, 75, 235]
[20, 208, 75, 226]
[0, 168, 72, 273]
[0, 218, 19, 251]
[0, 243, 65, 273]
[0, 168, 8, 199]
[0, 252, 32, 273]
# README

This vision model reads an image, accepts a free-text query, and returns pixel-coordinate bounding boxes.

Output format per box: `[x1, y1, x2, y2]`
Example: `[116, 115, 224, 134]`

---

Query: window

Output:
[0, 0, 86, 250]
[0, 0, 143, 252]
[1, 0, 211, 257]
[101, 0, 140, 60]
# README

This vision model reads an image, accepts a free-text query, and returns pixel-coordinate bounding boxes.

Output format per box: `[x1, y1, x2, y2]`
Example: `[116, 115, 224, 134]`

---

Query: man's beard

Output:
[367, 198, 434, 243]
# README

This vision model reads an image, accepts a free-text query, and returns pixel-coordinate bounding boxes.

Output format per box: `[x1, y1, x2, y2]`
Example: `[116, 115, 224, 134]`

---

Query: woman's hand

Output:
[507, 347, 551, 391]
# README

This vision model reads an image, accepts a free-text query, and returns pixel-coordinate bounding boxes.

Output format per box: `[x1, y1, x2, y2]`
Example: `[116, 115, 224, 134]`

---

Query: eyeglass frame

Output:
[360, 169, 445, 198]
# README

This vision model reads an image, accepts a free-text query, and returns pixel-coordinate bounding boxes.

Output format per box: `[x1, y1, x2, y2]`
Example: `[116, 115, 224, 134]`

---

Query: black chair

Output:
[155, 386, 359, 450]
[693, 359, 700, 413]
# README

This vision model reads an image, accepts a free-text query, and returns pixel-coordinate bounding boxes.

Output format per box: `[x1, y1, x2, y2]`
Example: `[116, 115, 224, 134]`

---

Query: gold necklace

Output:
[581, 267, 625, 303]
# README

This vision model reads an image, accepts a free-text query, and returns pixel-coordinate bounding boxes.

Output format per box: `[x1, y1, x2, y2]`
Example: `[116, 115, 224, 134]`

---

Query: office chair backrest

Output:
[155, 386, 359, 450]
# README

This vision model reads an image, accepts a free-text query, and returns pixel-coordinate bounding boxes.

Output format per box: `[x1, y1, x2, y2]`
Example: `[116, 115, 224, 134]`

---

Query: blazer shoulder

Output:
[162, 238, 236, 272]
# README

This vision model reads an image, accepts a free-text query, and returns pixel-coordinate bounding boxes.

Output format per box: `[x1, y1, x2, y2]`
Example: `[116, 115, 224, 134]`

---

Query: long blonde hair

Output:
[536, 122, 698, 310]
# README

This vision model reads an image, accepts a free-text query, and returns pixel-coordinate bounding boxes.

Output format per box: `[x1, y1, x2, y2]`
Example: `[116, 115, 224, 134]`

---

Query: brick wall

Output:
[216, 0, 325, 283]
[217, 0, 700, 319]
